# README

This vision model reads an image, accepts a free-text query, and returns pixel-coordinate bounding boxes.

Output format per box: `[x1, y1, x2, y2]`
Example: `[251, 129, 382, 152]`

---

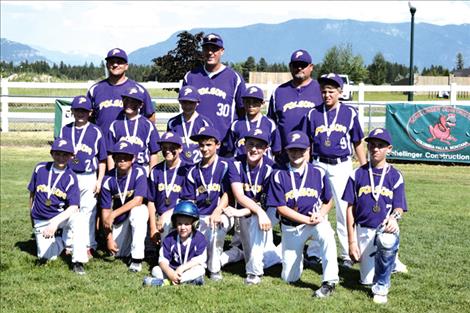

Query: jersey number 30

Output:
[216, 103, 230, 117]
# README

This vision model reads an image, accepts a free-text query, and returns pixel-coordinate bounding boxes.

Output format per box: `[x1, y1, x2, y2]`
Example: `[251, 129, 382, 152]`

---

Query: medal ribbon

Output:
[71, 122, 90, 155]
[177, 234, 192, 265]
[288, 163, 309, 203]
[47, 166, 65, 201]
[368, 161, 388, 204]
[124, 116, 139, 142]
[164, 160, 181, 199]
[245, 115, 262, 132]
[181, 114, 197, 150]
[322, 103, 341, 139]
[115, 168, 132, 205]
[245, 160, 262, 197]
[198, 156, 218, 198]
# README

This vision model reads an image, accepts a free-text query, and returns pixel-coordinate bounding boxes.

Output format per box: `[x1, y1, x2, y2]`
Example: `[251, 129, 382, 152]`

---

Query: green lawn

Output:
[1, 145, 470, 313]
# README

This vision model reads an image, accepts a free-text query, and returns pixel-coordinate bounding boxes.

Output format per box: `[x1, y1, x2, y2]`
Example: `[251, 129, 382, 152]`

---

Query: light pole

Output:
[408, 2, 416, 101]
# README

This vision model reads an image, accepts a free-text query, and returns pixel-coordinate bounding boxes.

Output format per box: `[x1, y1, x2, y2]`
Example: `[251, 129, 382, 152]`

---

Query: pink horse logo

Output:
[427, 113, 457, 145]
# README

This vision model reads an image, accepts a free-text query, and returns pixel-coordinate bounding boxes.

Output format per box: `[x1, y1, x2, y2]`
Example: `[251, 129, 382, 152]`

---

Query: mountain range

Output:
[2, 19, 470, 69]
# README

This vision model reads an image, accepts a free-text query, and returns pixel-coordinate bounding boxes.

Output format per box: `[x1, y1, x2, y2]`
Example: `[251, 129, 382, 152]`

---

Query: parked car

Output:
[338, 74, 353, 101]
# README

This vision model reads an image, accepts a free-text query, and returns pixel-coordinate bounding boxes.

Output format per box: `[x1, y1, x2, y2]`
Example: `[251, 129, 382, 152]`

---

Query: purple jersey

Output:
[267, 80, 322, 148]
[100, 165, 147, 224]
[167, 113, 213, 165]
[342, 164, 408, 229]
[28, 162, 80, 220]
[59, 122, 107, 173]
[224, 115, 281, 159]
[108, 115, 161, 166]
[181, 157, 230, 216]
[228, 155, 274, 209]
[148, 161, 189, 215]
[303, 103, 364, 159]
[266, 163, 332, 223]
[183, 66, 246, 140]
[160, 229, 207, 270]
[87, 79, 155, 136]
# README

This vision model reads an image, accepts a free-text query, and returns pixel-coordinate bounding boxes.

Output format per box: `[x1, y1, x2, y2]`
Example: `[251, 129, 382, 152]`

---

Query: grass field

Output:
[1, 142, 470, 313]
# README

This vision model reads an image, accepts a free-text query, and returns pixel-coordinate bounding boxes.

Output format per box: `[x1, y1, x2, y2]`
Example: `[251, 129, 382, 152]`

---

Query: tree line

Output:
[0, 31, 465, 85]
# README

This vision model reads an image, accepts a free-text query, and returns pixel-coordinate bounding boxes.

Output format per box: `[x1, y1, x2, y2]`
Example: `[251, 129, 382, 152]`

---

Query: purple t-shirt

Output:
[228, 155, 274, 209]
[28, 162, 80, 220]
[59, 122, 107, 173]
[160, 229, 207, 270]
[342, 164, 408, 229]
[100, 165, 148, 224]
[303, 103, 364, 159]
[87, 79, 155, 137]
[183, 66, 246, 140]
[223, 115, 281, 159]
[148, 161, 189, 215]
[266, 163, 332, 223]
[267, 79, 322, 149]
[181, 157, 230, 216]
[108, 115, 161, 165]
[167, 113, 213, 166]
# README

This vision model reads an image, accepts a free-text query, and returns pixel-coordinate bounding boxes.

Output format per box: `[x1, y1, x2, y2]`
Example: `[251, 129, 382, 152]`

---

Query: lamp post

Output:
[408, 2, 416, 101]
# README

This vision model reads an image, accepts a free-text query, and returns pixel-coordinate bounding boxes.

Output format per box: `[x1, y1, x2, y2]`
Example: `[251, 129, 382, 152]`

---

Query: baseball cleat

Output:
[245, 274, 261, 285]
[314, 282, 335, 298]
[373, 294, 388, 304]
[142, 276, 164, 287]
[209, 271, 223, 281]
[341, 259, 355, 269]
[392, 259, 408, 274]
[72, 262, 86, 275]
[187, 276, 205, 286]
[304, 255, 322, 267]
[128, 262, 142, 273]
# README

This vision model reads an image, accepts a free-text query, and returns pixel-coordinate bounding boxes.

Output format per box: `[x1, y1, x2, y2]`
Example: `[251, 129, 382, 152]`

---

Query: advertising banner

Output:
[385, 103, 470, 164]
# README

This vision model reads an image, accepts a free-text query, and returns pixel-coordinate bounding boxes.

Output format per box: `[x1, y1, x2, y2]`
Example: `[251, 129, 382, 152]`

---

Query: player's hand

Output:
[94, 181, 101, 195]
[308, 212, 324, 225]
[210, 211, 222, 229]
[103, 213, 115, 231]
[107, 238, 119, 255]
[42, 223, 58, 239]
[257, 210, 272, 231]
[223, 206, 237, 218]
[349, 241, 360, 262]
[384, 217, 399, 233]
[168, 270, 180, 285]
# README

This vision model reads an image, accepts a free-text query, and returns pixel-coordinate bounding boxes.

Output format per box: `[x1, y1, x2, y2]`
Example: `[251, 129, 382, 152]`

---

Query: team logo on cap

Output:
[249, 87, 258, 94]
[373, 129, 384, 135]
[199, 127, 206, 133]
[58, 139, 68, 147]
[119, 142, 128, 149]
[291, 133, 301, 142]
[164, 132, 174, 139]
[184, 87, 192, 96]
[322, 73, 336, 79]
[79, 97, 86, 104]
[129, 87, 138, 95]
[206, 34, 219, 40]
[112, 49, 121, 55]
[295, 51, 304, 59]
[254, 129, 263, 136]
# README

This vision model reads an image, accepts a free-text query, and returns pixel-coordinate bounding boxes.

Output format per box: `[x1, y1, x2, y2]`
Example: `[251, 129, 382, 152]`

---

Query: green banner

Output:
[385, 103, 470, 164]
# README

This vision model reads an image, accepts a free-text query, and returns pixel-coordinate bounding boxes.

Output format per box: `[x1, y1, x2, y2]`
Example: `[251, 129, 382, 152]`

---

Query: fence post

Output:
[357, 82, 365, 131]
[450, 82, 457, 106]
[1, 79, 9, 132]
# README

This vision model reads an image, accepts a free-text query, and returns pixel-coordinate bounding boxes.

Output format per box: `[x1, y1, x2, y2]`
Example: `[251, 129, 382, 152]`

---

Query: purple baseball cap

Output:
[112, 140, 135, 156]
[290, 49, 312, 64]
[365, 128, 392, 146]
[202, 33, 224, 48]
[242, 86, 264, 101]
[318, 73, 344, 89]
[190, 127, 221, 142]
[285, 131, 310, 150]
[121, 86, 145, 103]
[105, 48, 128, 63]
[158, 131, 183, 146]
[50, 138, 74, 154]
[71, 95, 92, 111]
[244, 128, 269, 145]
[178, 85, 200, 102]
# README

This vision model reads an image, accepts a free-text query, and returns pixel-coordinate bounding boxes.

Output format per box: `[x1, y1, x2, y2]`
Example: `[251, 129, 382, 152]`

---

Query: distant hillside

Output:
[129, 18, 470, 69]
[1, 38, 50, 64]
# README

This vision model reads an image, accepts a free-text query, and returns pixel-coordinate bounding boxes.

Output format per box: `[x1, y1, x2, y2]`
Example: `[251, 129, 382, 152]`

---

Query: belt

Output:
[314, 156, 350, 165]
[281, 218, 301, 227]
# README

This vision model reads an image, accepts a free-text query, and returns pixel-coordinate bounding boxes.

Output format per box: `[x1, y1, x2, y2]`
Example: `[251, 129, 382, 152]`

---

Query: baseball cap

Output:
[178, 86, 200, 102]
[105, 48, 128, 63]
[318, 73, 344, 89]
[285, 131, 310, 150]
[158, 131, 183, 146]
[242, 86, 264, 101]
[121, 86, 145, 103]
[365, 128, 392, 146]
[112, 140, 135, 156]
[244, 128, 269, 145]
[190, 127, 221, 143]
[50, 138, 74, 154]
[290, 49, 312, 64]
[202, 33, 224, 48]
[70, 95, 92, 111]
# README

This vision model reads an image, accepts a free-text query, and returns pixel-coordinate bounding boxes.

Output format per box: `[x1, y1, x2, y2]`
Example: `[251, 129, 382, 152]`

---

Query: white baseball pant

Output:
[112, 204, 149, 259]
[151, 264, 206, 283]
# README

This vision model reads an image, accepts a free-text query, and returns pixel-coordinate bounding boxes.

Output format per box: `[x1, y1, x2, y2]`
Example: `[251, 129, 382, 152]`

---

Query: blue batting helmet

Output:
[171, 201, 199, 226]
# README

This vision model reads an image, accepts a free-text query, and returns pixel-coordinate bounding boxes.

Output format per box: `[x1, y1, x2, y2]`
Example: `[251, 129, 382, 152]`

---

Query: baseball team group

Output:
[27, 33, 409, 304]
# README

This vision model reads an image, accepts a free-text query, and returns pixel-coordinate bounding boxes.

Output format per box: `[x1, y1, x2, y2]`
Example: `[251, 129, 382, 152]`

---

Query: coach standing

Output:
[183, 33, 246, 146]
[87, 48, 156, 139]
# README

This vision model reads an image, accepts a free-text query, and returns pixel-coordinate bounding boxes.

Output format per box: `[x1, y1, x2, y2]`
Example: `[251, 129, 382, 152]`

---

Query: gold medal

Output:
[73, 158, 80, 164]
[292, 200, 299, 212]
[165, 197, 171, 206]
[324, 138, 331, 147]
[197, 185, 207, 194]
[185, 150, 192, 159]
[372, 204, 381, 213]
[45, 199, 51, 206]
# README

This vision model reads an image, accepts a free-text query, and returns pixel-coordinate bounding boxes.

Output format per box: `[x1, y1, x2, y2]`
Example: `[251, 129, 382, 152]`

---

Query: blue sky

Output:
[2, 1, 469, 57]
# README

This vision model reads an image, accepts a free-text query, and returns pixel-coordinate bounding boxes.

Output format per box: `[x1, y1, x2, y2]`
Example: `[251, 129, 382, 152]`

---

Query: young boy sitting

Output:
[343, 128, 408, 304]
[143, 201, 207, 286]
[100, 141, 149, 272]
[28, 138, 88, 274]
